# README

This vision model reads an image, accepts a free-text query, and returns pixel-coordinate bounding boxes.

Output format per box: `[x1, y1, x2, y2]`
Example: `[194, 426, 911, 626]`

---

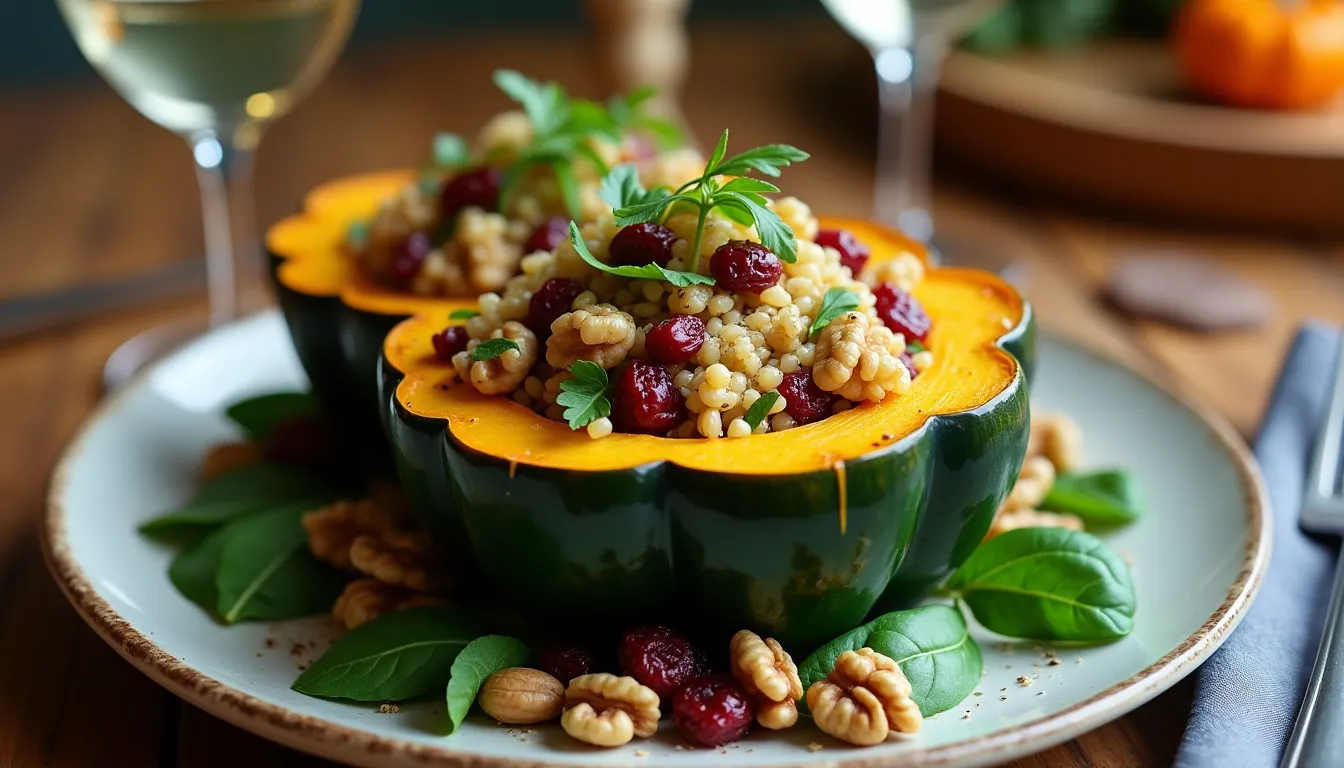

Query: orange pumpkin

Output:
[1175, 0, 1344, 110]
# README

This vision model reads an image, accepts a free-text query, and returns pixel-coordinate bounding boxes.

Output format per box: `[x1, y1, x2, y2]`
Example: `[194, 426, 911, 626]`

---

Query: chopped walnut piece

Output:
[812, 311, 910, 403]
[200, 442, 265, 483]
[806, 648, 922, 746]
[987, 508, 1084, 540]
[455, 207, 525, 293]
[729, 630, 803, 730]
[331, 578, 445, 630]
[349, 530, 450, 594]
[453, 321, 538, 396]
[561, 673, 661, 747]
[545, 305, 637, 370]
[1004, 455, 1056, 512]
[303, 498, 409, 570]
[1029, 411, 1082, 471]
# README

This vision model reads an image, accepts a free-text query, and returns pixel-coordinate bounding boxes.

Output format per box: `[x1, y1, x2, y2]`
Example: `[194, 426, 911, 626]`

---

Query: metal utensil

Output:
[1281, 335, 1344, 768]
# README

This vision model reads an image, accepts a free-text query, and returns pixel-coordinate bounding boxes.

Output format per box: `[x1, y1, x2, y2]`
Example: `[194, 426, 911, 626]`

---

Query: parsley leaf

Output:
[469, 338, 520, 361]
[717, 190, 798, 264]
[556, 361, 613, 429]
[743, 391, 780, 431]
[712, 142, 811, 178]
[907, 339, 927, 353]
[448, 309, 479, 320]
[492, 70, 568, 137]
[810, 287, 862, 336]
[432, 133, 469, 170]
[568, 222, 714, 287]
[598, 164, 670, 213]
[346, 220, 369, 250]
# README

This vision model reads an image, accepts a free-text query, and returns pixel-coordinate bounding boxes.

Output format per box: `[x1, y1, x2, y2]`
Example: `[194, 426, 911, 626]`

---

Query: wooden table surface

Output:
[2, 23, 1341, 768]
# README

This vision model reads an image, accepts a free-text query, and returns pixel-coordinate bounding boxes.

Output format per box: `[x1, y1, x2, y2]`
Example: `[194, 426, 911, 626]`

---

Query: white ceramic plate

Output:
[44, 310, 1268, 768]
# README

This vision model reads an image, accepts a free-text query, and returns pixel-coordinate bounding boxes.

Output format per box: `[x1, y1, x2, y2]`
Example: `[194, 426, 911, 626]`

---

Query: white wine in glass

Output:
[56, 0, 360, 387]
[820, 0, 1001, 249]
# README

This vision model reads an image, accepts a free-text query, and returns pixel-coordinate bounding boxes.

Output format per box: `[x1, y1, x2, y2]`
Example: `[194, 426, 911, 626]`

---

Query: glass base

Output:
[103, 318, 208, 392]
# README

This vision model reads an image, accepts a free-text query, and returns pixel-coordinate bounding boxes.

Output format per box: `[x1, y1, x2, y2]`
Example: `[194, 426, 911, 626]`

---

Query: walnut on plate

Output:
[560, 673, 660, 747]
[454, 321, 539, 396]
[200, 442, 265, 483]
[812, 311, 911, 403]
[987, 508, 1084, 540]
[478, 667, 564, 724]
[729, 630, 803, 729]
[331, 578, 446, 630]
[302, 498, 409, 570]
[1004, 455, 1056, 512]
[1029, 410, 1083, 471]
[806, 648, 922, 746]
[545, 305, 636, 370]
[349, 530, 450, 594]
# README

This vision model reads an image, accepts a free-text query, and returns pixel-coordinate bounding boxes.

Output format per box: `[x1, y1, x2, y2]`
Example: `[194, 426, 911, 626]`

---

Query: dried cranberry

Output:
[537, 645, 597, 684]
[900, 351, 919, 380]
[777, 370, 834, 425]
[611, 362, 684, 436]
[645, 315, 705, 365]
[817, 228, 871, 275]
[618, 625, 699, 699]
[389, 231, 432, 287]
[525, 217, 569, 254]
[672, 674, 754, 747]
[439, 166, 501, 219]
[526, 277, 585, 337]
[709, 241, 782, 294]
[265, 416, 336, 469]
[609, 222, 678, 267]
[430, 326, 468, 362]
[873, 282, 932, 341]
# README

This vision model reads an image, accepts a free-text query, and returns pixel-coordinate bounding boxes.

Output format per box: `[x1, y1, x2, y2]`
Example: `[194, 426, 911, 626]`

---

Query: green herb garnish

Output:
[469, 338, 521, 361]
[810, 287, 861, 336]
[944, 527, 1136, 641]
[598, 163, 669, 212]
[492, 70, 622, 220]
[556, 360, 614, 430]
[346, 220, 369, 250]
[432, 132, 470, 170]
[743, 391, 780, 432]
[568, 222, 713, 288]
[605, 86, 684, 148]
[609, 130, 809, 271]
[448, 308, 480, 321]
[907, 339, 928, 354]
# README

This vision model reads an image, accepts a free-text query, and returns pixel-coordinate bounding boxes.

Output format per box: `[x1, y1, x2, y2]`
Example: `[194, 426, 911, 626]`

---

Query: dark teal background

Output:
[2, 1, 820, 83]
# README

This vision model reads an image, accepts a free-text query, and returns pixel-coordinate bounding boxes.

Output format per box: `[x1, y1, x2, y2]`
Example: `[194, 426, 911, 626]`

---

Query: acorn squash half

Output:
[267, 171, 477, 462]
[378, 219, 1034, 650]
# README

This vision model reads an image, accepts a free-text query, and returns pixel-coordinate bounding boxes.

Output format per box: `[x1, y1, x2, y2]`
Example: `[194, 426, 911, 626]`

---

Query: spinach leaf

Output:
[140, 464, 330, 539]
[168, 525, 233, 612]
[1042, 469, 1143, 526]
[445, 636, 531, 734]
[214, 505, 346, 624]
[225, 392, 319, 440]
[294, 606, 483, 702]
[946, 527, 1136, 641]
[799, 605, 981, 716]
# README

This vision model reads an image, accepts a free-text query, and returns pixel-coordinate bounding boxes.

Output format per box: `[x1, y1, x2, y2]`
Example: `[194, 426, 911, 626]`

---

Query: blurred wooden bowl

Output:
[936, 39, 1344, 234]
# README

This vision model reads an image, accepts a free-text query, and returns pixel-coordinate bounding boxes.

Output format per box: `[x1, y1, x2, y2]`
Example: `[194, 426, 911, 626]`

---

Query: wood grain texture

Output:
[0, 21, 1338, 768]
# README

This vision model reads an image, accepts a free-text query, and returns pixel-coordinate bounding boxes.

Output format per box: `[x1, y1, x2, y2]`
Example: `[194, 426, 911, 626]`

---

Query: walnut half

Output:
[807, 648, 922, 746]
[729, 630, 803, 729]
[813, 311, 910, 403]
[331, 578, 445, 630]
[560, 673, 660, 747]
[454, 320, 539, 396]
[545, 305, 636, 370]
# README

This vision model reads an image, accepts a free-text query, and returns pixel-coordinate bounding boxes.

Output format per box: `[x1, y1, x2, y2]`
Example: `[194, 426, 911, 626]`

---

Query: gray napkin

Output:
[1175, 323, 1341, 767]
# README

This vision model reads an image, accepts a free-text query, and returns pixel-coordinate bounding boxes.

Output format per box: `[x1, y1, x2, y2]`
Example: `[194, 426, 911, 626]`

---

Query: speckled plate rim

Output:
[42, 321, 1270, 768]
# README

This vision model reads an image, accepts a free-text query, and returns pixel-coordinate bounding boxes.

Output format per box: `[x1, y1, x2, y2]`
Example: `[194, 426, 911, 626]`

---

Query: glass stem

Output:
[190, 129, 260, 328]
[872, 40, 946, 245]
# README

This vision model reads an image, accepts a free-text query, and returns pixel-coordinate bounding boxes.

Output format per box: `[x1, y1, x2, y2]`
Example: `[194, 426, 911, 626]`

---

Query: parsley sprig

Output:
[556, 361, 613, 429]
[604, 130, 809, 272]
[742, 391, 780, 431]
[568, 222, 713, 288]
[810, 287, 861, 336]
[469, 338, 520, 362]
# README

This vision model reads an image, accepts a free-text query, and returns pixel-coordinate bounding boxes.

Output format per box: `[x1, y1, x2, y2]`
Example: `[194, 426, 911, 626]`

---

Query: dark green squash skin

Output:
[270, 253, 404, 468]
[380, 303, 1035, 651]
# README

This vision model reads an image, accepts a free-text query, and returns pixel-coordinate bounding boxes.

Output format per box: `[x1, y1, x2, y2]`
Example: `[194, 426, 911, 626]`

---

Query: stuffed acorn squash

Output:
[267, 72, 695, 459]
[379, 139, 1033, 649]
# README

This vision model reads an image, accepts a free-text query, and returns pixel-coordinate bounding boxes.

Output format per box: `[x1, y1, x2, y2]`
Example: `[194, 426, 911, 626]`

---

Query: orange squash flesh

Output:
[266, 169, 477, 317]
[383, 217, 1026, 475]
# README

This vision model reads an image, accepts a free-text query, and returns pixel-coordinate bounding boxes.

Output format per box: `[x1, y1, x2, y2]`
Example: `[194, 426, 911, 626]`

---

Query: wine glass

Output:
[821, 0, 1002, 259]
[56, 0, 361, 388]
